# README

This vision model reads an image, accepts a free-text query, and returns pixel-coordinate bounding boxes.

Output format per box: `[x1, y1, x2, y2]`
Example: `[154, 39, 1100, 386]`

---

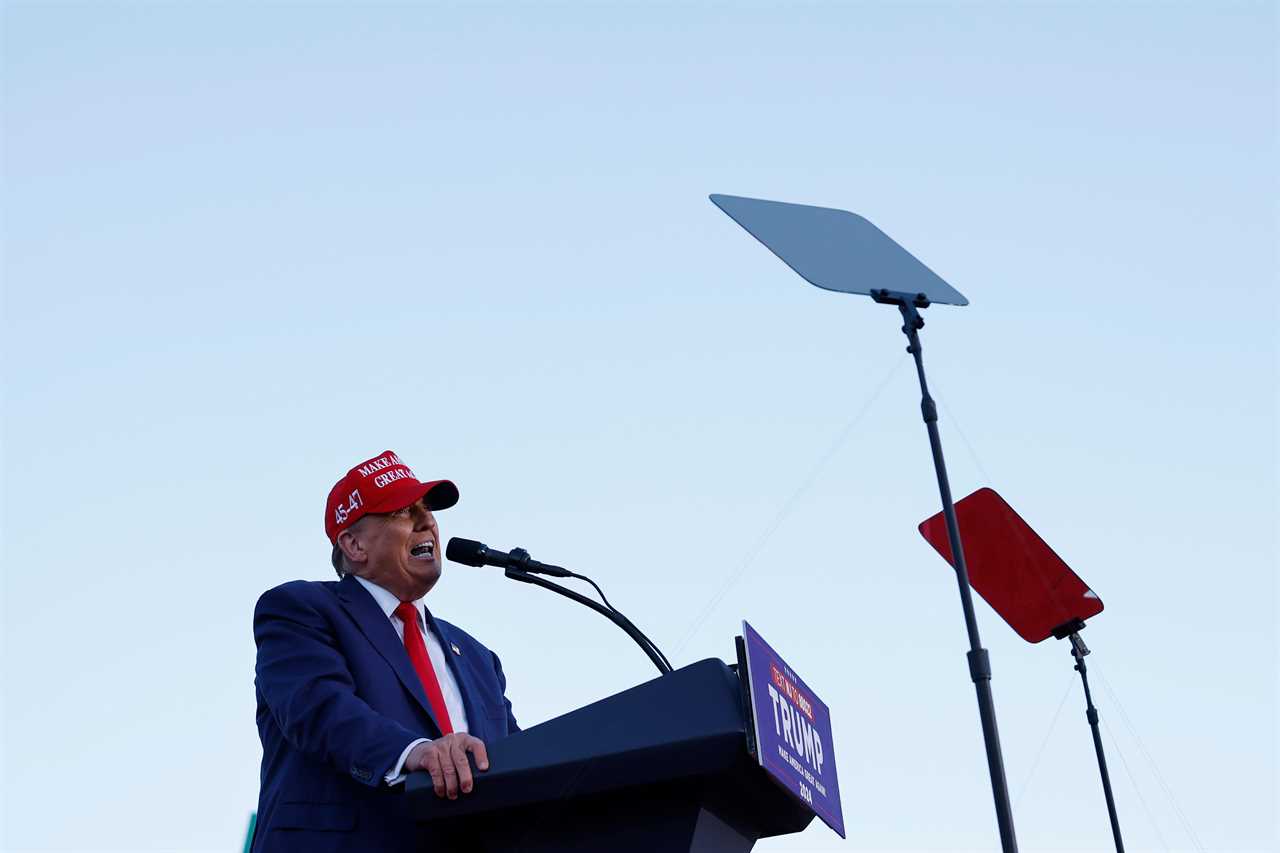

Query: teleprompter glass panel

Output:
[918, 488, 1104, 643]
[710, 194, 968, 306]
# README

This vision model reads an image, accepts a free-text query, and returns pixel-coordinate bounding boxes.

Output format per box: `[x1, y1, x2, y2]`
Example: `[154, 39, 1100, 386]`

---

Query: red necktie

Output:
[394, 601, 454, 735]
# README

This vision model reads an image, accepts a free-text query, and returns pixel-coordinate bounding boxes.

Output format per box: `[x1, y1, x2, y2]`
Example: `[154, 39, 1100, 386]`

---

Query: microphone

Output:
[446, 538, 572, 578]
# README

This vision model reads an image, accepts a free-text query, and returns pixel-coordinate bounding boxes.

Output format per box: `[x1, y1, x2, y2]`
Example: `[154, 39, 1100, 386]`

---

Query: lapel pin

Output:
[451, 643, 462, 656]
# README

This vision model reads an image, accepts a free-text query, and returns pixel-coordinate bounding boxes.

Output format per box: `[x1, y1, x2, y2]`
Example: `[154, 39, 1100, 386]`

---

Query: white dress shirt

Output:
[354, 575, 468, 785]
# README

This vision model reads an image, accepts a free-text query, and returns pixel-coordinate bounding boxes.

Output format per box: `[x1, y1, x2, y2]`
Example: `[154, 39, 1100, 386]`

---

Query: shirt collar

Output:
[353, 575, 426, 627]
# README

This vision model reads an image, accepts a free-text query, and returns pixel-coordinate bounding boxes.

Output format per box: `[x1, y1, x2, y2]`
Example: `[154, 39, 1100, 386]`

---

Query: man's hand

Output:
[404, 734, 490, 799]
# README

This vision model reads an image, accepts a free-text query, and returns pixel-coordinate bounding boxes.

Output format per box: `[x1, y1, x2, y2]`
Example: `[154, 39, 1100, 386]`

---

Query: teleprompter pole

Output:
[1068, 632, 1126, 852]
[871, 288, 1019, 853]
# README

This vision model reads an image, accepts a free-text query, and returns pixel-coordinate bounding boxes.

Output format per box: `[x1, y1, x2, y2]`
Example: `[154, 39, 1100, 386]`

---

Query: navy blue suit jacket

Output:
[252, 574, 519, 853]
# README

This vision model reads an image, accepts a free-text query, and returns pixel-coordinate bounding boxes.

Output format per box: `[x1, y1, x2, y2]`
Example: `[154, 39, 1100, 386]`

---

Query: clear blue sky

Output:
[3, 2, 1275, 851]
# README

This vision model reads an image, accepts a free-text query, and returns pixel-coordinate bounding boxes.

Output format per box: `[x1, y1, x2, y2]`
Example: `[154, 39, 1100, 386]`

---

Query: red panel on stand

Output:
[918, 488, 1103, 643]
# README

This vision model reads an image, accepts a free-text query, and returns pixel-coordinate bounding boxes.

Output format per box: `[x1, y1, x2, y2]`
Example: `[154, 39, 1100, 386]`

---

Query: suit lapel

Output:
[336, 575, 446, 736]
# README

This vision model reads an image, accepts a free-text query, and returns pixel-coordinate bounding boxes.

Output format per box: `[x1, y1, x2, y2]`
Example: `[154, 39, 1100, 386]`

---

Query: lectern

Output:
[406, 659, 815, 852]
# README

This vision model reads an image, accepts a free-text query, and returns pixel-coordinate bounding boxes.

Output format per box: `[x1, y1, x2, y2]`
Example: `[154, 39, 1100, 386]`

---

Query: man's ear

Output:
[336, 527, 368, 566]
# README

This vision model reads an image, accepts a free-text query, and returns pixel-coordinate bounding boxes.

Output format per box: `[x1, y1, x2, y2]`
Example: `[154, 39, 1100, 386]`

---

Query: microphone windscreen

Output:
[446, 537, 488, 567]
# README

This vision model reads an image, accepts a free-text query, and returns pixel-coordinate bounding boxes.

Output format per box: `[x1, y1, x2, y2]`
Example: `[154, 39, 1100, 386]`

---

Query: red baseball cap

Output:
[325, 450, 459, 544]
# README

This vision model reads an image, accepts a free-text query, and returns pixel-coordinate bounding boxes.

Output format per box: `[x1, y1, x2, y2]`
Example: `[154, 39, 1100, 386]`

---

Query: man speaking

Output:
[251, 450, 519, 852]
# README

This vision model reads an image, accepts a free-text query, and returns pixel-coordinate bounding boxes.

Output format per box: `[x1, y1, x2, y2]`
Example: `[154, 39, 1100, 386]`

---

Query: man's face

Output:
[341, 497, 442, 601]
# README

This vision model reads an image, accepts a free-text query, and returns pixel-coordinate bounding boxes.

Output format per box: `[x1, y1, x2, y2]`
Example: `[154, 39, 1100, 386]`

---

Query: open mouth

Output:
[409, 540, 436, 560]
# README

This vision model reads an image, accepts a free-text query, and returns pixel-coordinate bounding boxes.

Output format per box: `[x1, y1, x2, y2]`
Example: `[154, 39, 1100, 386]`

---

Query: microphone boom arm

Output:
[502, 568, 673, 676]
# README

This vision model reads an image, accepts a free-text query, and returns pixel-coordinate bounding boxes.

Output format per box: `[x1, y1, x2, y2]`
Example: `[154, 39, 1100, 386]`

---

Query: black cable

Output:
[568, 571, 673, 672]
[503, 569, 671, 676]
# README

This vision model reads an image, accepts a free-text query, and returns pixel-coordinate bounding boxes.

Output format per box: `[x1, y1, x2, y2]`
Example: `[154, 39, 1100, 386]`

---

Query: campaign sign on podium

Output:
[740, 621, 845, 837]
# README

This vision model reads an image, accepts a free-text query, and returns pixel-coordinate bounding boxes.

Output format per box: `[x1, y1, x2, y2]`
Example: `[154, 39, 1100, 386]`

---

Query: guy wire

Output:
[671, 354, 908, 656]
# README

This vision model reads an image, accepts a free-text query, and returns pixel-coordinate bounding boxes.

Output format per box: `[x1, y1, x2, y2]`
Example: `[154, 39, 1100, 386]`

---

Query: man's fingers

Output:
[450, 740, 474, 794]
[440, 746, 460, 799]
[418, 736, 488, 799]
[423, 746, 446, 798]
[467, 736, 490, 772]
